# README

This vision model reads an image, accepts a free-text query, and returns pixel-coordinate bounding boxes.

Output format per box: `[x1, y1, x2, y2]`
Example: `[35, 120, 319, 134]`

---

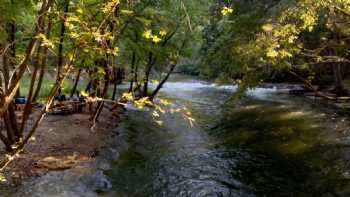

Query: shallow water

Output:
[105, 76, 350, 196]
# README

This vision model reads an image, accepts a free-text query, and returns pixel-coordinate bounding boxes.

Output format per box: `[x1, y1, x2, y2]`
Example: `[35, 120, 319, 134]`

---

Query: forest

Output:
[1, 0, 350, 196]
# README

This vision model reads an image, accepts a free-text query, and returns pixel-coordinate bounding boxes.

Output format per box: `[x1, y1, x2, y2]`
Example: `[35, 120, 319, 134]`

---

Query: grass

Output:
[19, 72, 122, 101]
[19, 73, 88, 100]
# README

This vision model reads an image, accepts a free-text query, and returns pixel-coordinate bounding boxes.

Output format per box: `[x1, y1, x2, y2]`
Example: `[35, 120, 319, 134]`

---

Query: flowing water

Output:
[105, 76, 350, 197]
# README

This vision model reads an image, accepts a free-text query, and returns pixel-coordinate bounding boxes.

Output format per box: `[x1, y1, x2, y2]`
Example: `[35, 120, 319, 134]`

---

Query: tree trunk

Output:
[112, 67, 118, 100]
[142, 52, 154, 97]
[128, 52, 136, 93]
[91, 60, 110, 123]
[332, 64, 347, 96]
[33, 17, 52, 102]
[19, 47, 41, 136]
[0, 127, 13, 152]
[57, 0, 70, 79]
[134, 63, 139, 80]
[9, 20, 20, 97]
[8, 102, 18, 141]
[85, 80, 92, 92]
[19, 66, 38, 135]
[2, 56, 18, 143]
[116, 68, 124, 84]
[6, 20, 20, 141]
[150, 63, 176, 100]
[70, 68, 82, 98]
[33, 62, 45, 101]
[3, 112, 15, 145]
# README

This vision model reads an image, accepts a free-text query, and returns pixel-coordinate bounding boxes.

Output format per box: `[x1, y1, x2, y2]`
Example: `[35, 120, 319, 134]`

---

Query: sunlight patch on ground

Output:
[241, 105, 262, 110]
[0, 173, 7, 182]
[279, 111, 307, 120]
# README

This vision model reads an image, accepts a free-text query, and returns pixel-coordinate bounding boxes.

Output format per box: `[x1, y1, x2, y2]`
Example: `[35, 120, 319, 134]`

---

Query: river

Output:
[104, 75, 350, 197]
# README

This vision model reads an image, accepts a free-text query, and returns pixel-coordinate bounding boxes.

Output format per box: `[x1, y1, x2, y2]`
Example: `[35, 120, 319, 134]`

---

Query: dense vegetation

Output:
[0, 0, 207, 167]
[201, 0, 350, 97]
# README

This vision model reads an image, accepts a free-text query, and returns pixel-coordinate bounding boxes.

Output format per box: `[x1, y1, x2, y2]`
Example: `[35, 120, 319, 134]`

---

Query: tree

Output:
[199, 0, 350, 97]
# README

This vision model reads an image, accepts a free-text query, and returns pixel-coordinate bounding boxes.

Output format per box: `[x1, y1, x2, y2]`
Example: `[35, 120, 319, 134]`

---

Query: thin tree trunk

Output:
[332, 64, 347, 96]
[33, 63, 45, 101]
[19, 47, 42, 136]
[2, 54, 10, 90]
[85, 80, 92, 92]
[0, 69, 2, 89]
[8, 102, 18, 141]
[3, 112, 15, 145]
[33, 17, 52, 102]
[91, 61, 110, 123]
[150, 63, 176, 100]
[57, 0, 69, 79]
[2, 56, 18, 142]
[112, 67, 118, 100]
[116, 68, 124, 84]
[0, 126, 12, 152]
[131, 64, 143, 97]
[142, 52, 153, 97]
[128, 32, 138, 92]
[19, 67, 38, 135]
[5, 20, 20, 141]
[9, 18, 19, 97]
[70, 68, 82, 97]
[134, 64, 139, 89]
[128, 51, 136, 92]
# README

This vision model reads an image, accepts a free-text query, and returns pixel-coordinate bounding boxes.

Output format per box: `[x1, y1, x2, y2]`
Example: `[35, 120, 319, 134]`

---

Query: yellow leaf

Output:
[76, 8, 83, 14]
[81, 90, 89, 97]
[159, 30, 167, 37]
[112, 47, 119, 56]
[266, 48, 278, 58]
[143, 30, 152, 39]
[221, 6, 233, 16]
[155, 105, 166, 114]
[152, 35, 162, 43]
[262, 24, 273, 32]
[122, 92, 133, 101]
[69, 32, 79, 38]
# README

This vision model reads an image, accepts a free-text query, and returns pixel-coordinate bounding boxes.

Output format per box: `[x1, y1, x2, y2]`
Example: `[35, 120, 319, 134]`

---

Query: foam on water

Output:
[160, 80, 276, 100]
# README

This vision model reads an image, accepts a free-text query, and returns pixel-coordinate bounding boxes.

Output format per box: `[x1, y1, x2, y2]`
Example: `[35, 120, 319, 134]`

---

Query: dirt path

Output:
[0, 104, 124, 188]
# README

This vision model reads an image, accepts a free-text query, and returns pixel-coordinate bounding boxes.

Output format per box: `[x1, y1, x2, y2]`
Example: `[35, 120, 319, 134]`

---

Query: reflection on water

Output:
[105, 76, 350, 196]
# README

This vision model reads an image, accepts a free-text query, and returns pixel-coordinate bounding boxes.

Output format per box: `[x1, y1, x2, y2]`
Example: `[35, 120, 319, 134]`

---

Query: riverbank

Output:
[259, 83, 350, 115]
[0, 103, 125, 195]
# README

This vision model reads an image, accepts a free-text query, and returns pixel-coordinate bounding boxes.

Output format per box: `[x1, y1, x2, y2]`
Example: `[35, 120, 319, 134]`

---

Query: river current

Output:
[105, 76, 350, 197]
